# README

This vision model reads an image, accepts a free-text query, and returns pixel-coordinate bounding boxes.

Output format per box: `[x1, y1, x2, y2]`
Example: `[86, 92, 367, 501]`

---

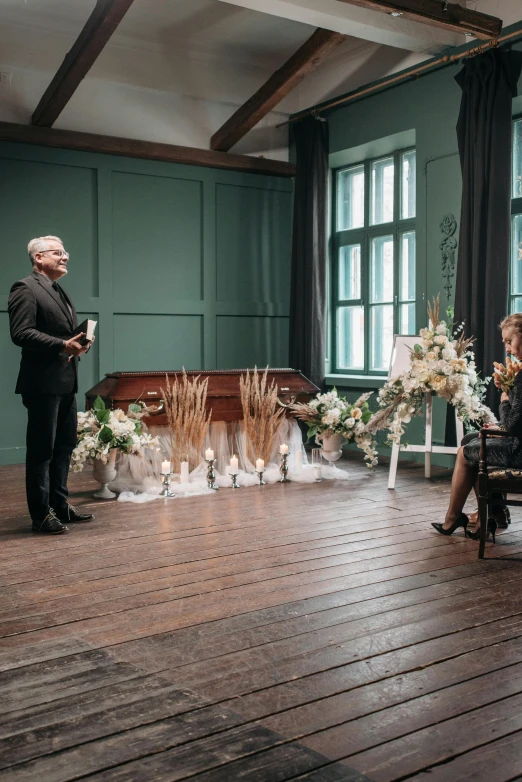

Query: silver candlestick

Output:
[160, 471, 174, 497]
[206, 458, 219, 490]
[229, 472, 240, 489]
[256, 470, 266, 486]
[279, 451, 290, 482]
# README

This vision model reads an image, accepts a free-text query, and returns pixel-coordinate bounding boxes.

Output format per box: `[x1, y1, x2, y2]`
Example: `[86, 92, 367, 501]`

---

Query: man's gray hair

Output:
[27, 236, 63, 266]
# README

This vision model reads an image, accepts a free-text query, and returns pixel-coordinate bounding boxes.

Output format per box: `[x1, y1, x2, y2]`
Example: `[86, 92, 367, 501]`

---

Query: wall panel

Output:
[0, 141, 292, 463]
[113, 314, 203, 371]
[0, 313, 27, 463]
[216, 184, 292, 304]
[0, 158, 98, 299]
[217, 315, 289, 369]
[111, 172, 203, 302]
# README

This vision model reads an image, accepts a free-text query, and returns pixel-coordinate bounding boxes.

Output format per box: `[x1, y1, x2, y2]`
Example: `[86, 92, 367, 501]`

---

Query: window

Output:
[511, 118, 522, 313]
[333, 149, 416, 374]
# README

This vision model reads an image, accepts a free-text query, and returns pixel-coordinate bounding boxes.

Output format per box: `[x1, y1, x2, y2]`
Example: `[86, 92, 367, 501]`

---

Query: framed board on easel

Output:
[387, 334, 464, 489]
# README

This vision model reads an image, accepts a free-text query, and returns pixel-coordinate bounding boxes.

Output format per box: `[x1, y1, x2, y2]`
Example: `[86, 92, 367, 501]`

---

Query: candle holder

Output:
[229, 472, 240, 489]
[256, 470, 266, 486]
[160, 471, 175, 497]
[206, 458, 219, 491]
[311, 447, 323, 481]
[279, 451, 290, 482]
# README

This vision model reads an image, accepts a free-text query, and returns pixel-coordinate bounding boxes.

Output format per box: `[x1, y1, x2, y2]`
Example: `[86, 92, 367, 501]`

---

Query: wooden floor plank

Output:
[1, 457, 522, 781]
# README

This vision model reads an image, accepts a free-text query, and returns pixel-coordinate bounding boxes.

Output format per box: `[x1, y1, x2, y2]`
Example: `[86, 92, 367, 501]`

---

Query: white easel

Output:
[387, 335, 464, 490]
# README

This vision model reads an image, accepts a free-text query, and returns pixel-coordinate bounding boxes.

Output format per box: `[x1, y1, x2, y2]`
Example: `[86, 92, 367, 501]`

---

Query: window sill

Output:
[325, 374, 387, 389]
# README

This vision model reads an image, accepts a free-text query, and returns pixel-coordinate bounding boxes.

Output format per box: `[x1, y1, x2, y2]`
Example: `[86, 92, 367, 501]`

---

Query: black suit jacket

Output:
[8, 271, 79, 395]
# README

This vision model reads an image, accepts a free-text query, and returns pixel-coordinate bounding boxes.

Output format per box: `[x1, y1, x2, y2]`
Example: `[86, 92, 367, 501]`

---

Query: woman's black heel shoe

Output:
[465, 518, 497, 544]
[431, 513, 469, 536]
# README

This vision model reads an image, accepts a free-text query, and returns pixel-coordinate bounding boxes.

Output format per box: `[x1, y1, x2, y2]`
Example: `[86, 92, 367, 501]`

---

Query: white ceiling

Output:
[0, 0, 520, 155]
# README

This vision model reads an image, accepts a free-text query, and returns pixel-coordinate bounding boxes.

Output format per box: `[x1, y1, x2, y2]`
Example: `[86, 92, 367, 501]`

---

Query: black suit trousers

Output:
[22, 393, 77, 520]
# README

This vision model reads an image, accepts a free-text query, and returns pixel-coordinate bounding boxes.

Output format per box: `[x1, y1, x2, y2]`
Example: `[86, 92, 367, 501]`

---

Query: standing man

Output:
[8, 236, 94, 534]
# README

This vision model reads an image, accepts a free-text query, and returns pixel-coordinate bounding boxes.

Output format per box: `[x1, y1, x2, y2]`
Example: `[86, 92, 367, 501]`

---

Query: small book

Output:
[72, 319, 97, 346]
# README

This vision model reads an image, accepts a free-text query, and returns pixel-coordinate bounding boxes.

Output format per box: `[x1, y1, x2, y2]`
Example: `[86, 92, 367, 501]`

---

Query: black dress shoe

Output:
[431, 513, 469, 536]
[466, 519, 498, 544]
[32, 510, 69, 535]
[55, 503, 94, 523]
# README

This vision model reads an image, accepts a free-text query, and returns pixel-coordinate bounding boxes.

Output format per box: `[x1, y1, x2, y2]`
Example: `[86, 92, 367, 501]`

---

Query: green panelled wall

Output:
[325, 48, 522, 462]
[0, 142, 293, 465]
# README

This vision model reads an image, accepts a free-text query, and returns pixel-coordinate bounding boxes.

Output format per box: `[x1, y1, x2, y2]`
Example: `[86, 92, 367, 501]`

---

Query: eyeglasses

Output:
[39, 249, 69, 258]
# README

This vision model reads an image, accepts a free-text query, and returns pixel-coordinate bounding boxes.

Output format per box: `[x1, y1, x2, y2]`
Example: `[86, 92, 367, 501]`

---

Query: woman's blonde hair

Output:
[500, 313, 522, 334]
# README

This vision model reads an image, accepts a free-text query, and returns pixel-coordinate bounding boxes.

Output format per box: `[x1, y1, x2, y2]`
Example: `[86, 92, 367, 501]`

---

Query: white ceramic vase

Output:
[320, 433, 343, 462]
[92, 449, 118, 499]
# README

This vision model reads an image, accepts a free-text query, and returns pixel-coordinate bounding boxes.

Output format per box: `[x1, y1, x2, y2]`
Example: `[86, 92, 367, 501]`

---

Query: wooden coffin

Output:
[85, 369, 319, 425]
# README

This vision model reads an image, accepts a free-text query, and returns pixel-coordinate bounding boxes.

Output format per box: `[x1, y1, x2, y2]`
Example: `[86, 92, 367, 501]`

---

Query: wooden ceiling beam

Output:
[210, 27, 344, 153]
[32, 0, 135, 128]
[334, 0, 502, 40]
[0, 122, 296, 177]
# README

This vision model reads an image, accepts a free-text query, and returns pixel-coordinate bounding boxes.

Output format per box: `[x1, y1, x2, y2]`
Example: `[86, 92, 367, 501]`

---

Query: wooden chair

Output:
[477, 428, 522, 558]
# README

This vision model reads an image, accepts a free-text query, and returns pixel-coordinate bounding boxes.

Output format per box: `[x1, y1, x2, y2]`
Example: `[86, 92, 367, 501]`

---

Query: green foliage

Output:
[128, 403, 142, 414]
[95, 409, 110, 425]
[92, 395, 106, 412]
[98, 425, 113, 444]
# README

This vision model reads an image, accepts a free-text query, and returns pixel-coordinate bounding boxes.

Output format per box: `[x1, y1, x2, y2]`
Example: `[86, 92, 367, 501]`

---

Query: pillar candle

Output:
[230, 454, 239, 472]
[295, 450, 303, 471]
[279, 443, 289, 454]
[255, 458, 264, 471]
[205, 448, 214, 460]
[161, 460, 171, 474]
[180, 460, 189, 483]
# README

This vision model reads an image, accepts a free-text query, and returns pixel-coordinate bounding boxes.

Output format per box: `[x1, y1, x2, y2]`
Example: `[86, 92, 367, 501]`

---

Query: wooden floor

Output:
[2, 458, 522, 782]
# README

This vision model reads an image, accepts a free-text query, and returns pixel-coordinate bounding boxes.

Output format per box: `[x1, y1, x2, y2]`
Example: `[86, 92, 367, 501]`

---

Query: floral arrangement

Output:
[289, 390, 378, 467]
[493, 357, 522, 393]
[161, 371, 212, 472]
[240, 367, 284, 465]
[72, 396, 159, 472]
[366, 297, 496, 444]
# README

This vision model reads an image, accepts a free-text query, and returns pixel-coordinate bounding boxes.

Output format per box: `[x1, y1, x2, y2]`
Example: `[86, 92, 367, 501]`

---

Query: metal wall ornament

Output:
[440, 214, 458, 301]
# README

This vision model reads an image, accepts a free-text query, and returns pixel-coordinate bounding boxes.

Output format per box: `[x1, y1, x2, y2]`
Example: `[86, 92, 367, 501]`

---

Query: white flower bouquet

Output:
[72, 396, 160, 472]
[289, 389, 378, 467]
[366, 297, 496, 444]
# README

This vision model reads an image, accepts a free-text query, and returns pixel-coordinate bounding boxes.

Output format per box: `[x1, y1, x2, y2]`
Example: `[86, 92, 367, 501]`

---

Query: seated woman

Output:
[432, 313, 522, 542]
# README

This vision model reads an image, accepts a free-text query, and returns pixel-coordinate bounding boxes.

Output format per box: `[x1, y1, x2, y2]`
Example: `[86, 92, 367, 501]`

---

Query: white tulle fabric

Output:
[110, 419, 351, 502]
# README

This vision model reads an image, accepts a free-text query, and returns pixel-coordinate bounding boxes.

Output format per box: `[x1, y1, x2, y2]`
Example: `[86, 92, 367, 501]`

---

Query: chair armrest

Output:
[479, 428, 508, 472]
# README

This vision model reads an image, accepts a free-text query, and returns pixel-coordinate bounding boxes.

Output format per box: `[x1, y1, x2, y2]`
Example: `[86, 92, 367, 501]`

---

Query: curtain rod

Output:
[277, 25, 522, 128]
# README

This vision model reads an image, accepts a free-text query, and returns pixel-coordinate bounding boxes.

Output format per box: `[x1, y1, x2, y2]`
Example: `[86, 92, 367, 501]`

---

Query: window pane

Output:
[338, 244, 361, 300]
[371, 305, 394, 371]
[337, 306, 364, 369]
[399, 231, 416, 301]
[337, 165, 364, 230]
[399, 302, 415, 334]
[401, 150, 416, 219]
[512, 214, 522, 295]
[512, 297, 522, 314]
[513, 119, 522, 199]
[370, 157, 394, 225]
[371, 235, 394, 303]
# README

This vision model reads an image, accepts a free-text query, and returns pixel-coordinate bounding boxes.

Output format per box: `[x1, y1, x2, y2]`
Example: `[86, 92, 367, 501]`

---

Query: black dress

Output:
[463, 371, 522, 467]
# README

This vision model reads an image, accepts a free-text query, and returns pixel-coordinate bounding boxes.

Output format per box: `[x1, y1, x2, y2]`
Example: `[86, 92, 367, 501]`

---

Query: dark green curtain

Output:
[289, 117, 329, 389]
[453, 48, 522, 414]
